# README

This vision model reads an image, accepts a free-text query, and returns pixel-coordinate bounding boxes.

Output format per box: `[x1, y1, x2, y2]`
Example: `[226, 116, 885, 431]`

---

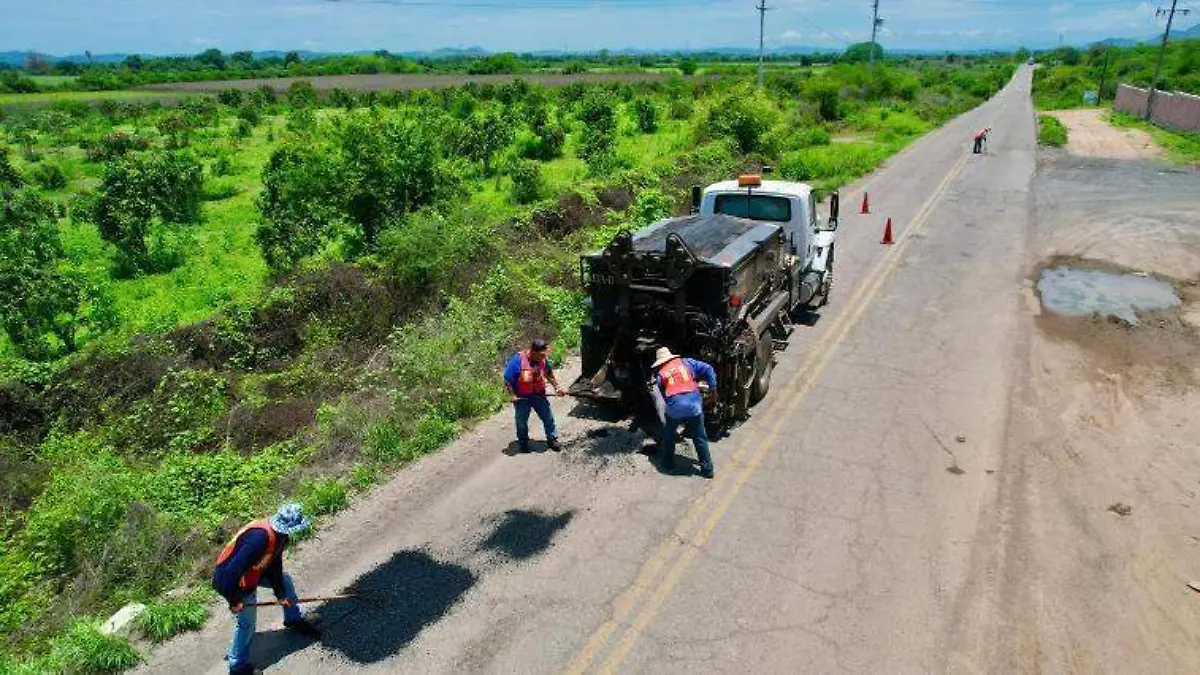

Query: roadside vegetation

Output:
[1109, 110, 1200, 165]
[0, 48, 1019, 669]
[1032, 41, 1200, 110]
[1037, 114, 1069, 147]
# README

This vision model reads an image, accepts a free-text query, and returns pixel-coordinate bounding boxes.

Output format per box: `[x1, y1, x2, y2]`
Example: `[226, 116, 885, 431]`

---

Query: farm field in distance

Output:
[0, 47, 1019, 673]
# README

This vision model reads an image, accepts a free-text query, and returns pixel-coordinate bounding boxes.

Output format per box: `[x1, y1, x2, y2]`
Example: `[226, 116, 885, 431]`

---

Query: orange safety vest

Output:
[659, 357, 699, 398]
[515, 351, 548, 397]
[214, 519, 279, 592]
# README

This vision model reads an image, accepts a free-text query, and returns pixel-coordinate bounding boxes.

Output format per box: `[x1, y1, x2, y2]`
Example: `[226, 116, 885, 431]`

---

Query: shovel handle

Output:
[243, 594, 356, 607]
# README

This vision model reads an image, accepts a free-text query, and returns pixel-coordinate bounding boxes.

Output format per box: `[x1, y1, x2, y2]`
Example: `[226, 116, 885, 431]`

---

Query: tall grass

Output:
[1037, 115, 1069, 147]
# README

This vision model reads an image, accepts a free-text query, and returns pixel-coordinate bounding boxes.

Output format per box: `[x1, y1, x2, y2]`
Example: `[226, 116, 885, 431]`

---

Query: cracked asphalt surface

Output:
[136, 66, 1200, 673]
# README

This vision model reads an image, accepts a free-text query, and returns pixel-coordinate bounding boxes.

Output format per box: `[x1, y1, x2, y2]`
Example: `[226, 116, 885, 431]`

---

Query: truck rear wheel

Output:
[750, 354, 773, 404]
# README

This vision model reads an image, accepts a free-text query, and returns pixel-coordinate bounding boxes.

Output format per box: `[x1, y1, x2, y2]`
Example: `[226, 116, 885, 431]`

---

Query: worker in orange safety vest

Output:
[212, 503, 318, 675]
[652, 347, 717, 479]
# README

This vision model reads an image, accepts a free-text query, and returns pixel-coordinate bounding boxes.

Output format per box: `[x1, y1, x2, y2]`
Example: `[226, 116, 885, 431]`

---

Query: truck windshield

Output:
[714, 194, 792, 222]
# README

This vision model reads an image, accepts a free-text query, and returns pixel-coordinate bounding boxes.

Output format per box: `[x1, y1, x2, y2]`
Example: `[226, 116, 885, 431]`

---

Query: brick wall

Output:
[1114, 84, 1200, 132]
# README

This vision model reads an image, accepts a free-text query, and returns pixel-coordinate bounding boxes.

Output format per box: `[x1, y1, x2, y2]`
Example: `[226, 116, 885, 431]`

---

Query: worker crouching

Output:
[212, 503, 320, 675]
[653, 347, 717, 479]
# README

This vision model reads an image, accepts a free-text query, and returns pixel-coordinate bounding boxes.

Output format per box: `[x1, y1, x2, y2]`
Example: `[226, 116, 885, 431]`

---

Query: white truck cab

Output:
[693, 174, 839, 309]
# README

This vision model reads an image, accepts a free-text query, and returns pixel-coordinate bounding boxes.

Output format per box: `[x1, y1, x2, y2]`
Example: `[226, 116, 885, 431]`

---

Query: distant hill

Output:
[1092, 22, 1199, 48]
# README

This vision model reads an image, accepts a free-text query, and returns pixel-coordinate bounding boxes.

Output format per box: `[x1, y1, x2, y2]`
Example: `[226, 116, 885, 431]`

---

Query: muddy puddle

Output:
[1037, 266, 1180, 325]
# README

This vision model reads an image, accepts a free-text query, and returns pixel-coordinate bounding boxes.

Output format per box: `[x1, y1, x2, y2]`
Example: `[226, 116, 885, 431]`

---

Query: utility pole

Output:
[1147, 0, 1191, 121]
[757, 0, 773, 87]
[1097, 48, 1111, 104]
[869, 0, 883, 65]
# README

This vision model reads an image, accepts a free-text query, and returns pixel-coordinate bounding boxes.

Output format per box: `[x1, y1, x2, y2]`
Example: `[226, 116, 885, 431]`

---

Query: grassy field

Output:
[1109, 110, 1200, 165]
[0, 89, 183, 107]
[0, 57, 1017, 671]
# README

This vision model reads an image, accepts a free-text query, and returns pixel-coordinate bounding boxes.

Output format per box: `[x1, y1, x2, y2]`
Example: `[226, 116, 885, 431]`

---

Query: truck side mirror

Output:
[690, 186, 702, 214]
[826, 191, 840, 231]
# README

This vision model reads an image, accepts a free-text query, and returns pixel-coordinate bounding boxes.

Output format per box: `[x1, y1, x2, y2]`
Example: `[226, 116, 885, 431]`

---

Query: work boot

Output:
[284, 618, 321, 638]
[698, 467, 714, 480]
[518, 440, 531, 453]
[547, 438, 562, 452]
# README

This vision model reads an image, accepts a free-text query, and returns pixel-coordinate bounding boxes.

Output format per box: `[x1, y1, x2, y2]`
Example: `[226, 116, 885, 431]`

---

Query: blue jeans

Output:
[226, 573, 303, 672]
[661, 414, 713, 474]
[514, 396, 558, 445]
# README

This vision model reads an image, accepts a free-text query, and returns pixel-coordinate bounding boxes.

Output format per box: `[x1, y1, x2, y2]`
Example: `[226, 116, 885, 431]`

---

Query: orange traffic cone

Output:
[881, 218, 894, 245]
[860, 192, 870, 214]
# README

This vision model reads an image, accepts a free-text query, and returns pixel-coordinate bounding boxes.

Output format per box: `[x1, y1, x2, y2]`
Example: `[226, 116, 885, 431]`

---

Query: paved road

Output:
[139, 66, 1039, 674]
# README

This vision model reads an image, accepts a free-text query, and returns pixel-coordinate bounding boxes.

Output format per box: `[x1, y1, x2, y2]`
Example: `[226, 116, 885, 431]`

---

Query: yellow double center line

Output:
[565, 139, 977, 674]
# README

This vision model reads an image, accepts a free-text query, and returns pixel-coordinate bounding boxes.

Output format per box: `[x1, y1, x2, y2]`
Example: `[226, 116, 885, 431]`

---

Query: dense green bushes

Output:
[1034, 42, 1200, 110]
[1037, 115, 1068, 147]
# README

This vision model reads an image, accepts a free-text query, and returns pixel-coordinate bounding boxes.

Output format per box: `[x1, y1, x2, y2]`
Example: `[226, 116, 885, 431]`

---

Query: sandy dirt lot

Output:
[1049, 108, 1161, 160]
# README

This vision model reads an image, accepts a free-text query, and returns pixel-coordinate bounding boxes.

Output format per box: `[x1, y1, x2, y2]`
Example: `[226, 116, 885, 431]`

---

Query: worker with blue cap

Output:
[212, 503, 319, 675]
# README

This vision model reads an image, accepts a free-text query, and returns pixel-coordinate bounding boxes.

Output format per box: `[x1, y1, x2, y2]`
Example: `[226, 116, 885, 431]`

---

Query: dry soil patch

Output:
[1048, 108, 1161, 160]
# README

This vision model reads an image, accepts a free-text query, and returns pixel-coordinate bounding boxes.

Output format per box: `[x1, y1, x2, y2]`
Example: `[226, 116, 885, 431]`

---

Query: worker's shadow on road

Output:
[248, 625, 319, 671]
[253, 550, 477, 666]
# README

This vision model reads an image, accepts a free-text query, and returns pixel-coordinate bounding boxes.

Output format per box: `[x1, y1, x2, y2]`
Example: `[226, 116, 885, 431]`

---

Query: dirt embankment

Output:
[1047, 108, 1161, 160]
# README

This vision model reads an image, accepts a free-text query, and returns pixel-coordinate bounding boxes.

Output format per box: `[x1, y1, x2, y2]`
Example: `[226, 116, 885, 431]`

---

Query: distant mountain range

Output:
[2, 24, 1195, 68]
[1095, 22, 1199, 48]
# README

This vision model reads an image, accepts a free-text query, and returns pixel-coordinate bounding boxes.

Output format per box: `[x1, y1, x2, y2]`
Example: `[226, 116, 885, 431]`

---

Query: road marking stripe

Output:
[567, 90, 999, 671]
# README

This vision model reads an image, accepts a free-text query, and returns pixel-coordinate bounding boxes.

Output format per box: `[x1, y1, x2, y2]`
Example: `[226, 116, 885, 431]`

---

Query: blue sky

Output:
[0, 0, 1180, 55]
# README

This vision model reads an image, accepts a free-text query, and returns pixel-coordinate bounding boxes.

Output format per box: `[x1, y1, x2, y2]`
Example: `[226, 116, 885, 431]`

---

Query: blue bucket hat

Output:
[269, 502, 312, 536]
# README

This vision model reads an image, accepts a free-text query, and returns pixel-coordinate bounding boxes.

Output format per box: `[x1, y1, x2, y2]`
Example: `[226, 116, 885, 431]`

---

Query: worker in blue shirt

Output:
[503, 338, 565, 452]
[211, 503, 319, 675]
[651, 347, 717, 478]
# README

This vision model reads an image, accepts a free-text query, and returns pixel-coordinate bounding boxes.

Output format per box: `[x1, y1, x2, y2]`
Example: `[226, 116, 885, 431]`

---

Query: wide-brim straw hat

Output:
[651, 347, 679, 369]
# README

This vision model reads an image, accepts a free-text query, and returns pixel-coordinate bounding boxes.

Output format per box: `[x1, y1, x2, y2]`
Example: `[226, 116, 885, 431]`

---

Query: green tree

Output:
[94, 151, 204, 275]
[256, 143, 343, 271]
[460, 108, 515, 175]
[509, 160, 543, 204]
[843, 42, 885, 63]
[577, 91, 617, 166]
[287, 81, 317, 108]
[704, 87, 780, 153]
[196, 48, 226, 70]
[0, 147, 23, 188]
[257, 114, 443, 269]
[633, 98, 660, 134]
[679, 58, 699, 76]
[0, 188, 84, 358]
[339, 114, 442, 250]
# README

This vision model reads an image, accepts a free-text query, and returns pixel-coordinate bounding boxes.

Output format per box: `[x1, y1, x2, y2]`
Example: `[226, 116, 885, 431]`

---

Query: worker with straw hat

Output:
[212, 503, 320, 675]
[651, 347, 717, 479]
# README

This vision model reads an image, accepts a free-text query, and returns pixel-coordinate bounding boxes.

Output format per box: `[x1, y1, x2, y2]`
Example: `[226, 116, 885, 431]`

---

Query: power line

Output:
[1147, 0, 1192, 120]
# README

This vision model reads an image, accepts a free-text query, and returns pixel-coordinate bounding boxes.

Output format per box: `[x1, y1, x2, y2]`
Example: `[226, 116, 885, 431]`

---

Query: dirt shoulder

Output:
[1047, 108, 1161, 160]
[974, 152, 1200, 672]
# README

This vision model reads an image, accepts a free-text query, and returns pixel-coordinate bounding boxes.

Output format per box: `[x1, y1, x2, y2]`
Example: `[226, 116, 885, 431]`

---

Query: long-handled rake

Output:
[242, 593, 360, 608]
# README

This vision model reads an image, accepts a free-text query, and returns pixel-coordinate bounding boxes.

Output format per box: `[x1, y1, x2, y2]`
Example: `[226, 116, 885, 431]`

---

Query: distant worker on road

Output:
[652, 347, 717, 479]
[504, 338, 565, 452]
[973, 127, 992, 154]
[212, 503, 320, 675]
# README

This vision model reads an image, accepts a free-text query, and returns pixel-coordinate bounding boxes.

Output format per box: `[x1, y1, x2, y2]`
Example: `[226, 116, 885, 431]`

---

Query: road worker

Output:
[973, 127, 991, 154]
[212, 503, 319, 675]
[503, 338, 565, 452]
[652, 347, 717, 479]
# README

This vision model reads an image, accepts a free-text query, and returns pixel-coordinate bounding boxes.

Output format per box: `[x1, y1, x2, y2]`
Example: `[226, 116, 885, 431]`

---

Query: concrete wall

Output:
[1114, 84, 1200, 132]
